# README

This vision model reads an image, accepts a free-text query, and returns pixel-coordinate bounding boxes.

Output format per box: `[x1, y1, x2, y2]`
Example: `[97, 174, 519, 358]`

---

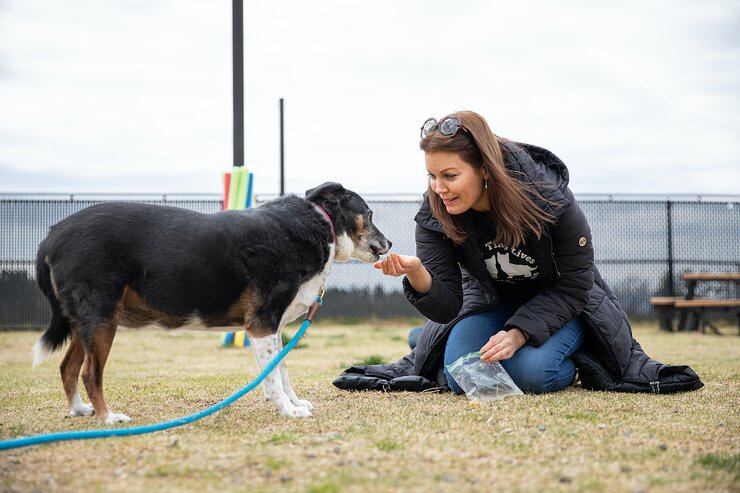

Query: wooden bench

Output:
[673, 298, 740, 335]
[650, 296, 740, 334]
[650, 296, 685, 331]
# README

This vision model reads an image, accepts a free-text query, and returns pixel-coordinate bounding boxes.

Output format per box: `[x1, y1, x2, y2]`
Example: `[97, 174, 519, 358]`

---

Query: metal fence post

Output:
[667, 200, 674, 296]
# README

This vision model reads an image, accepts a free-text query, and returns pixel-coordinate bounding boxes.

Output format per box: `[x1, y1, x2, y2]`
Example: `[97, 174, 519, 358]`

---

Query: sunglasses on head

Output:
[420, 116, 467, 139]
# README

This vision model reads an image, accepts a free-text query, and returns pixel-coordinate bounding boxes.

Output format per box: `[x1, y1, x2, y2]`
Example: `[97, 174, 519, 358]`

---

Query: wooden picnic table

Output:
[682, 272, 740, 299]
[650, 272, 740, 335]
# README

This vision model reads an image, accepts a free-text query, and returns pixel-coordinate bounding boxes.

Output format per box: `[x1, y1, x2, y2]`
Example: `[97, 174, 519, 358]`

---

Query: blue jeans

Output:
[443, 302, 584, 394]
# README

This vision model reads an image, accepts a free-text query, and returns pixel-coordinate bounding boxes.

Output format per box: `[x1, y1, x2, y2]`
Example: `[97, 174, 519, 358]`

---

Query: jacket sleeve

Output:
[402, 222, 463, 323]
[505, 198, 595, 346]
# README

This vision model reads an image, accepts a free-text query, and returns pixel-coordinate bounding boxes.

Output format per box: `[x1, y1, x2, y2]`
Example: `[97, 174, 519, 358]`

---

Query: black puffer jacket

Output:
[404, 141, 599, 348]
[334, 142, 702, 394]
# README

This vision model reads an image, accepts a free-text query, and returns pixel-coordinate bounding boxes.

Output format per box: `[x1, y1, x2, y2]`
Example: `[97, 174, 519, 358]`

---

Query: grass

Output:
[0, 321, 738, 493]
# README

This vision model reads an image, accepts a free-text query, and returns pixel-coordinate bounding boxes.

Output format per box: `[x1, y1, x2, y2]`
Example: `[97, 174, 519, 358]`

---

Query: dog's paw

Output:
[69, 402, 95, 417]
[280, 405, 313, 418]
[101, 412, 132, 425]
[294, 399, 314, 411]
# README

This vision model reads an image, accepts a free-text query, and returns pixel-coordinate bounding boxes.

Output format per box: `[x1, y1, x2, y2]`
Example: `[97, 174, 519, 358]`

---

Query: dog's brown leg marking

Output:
[118, 286, 160, 328]
[230, 287, 272, 337]
[246, 324, 273, 339]
[60, 330, 85, 406]
[80, 323, 117, 421]
[227, 288, 260, 323]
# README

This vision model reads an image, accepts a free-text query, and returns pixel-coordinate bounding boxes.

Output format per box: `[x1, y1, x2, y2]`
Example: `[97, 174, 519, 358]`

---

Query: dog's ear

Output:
[305, 182, 347, 203]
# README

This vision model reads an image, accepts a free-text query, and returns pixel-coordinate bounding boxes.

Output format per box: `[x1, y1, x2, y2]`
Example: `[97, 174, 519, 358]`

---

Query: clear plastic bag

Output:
[446, 351, 523, 402]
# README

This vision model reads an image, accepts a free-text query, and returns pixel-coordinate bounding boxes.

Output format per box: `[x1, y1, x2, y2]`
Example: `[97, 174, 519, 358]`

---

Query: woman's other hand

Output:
[480, 328, 527, 362]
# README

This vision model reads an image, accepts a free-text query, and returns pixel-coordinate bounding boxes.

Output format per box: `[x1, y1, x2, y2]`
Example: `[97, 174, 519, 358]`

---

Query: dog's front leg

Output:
[246, 332, 312, 418]
[276, 325, 313, 412]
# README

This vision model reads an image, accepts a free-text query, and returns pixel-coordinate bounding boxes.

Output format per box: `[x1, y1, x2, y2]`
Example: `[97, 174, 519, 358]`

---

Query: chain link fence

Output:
[1, 193, 738, 328]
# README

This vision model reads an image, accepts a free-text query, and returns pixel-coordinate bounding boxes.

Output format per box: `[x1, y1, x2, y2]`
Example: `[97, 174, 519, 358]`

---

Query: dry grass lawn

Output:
[1, 321, 738, 493]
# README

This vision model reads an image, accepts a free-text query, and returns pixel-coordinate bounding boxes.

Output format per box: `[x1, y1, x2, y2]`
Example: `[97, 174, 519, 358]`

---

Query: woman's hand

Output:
[374, 253, 433, 294]
[480, 328, 527, 363]
[374, 253, 422, 277]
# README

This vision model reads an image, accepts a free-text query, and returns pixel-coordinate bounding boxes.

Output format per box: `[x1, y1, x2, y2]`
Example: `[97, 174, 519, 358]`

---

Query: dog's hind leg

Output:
[60, 331, 94, 417]
[80, 322, 131, 425]
[246, 330, 312, 418]
[276, 325, 313, 411]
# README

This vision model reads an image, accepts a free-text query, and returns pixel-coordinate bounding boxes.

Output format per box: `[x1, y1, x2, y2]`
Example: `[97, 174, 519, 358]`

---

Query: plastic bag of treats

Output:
[446, 351, 523, 402]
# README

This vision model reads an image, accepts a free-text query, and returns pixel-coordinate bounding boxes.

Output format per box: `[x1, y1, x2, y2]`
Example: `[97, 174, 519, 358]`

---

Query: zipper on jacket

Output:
[552, 252, 561, 278]
[545, 232, 561, 278]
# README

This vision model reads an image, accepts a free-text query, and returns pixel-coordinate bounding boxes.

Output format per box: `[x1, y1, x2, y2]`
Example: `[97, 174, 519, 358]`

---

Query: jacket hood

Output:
[501, 141, 569, 192]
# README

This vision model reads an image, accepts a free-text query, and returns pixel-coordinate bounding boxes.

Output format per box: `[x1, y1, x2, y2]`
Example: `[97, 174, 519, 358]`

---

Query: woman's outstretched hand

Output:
[374, 253, 432, 294]
[374, 253, 422, 277]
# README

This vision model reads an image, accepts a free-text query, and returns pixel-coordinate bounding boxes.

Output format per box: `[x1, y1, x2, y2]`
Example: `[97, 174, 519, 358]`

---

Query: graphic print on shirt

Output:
[482, 241, 539, 282]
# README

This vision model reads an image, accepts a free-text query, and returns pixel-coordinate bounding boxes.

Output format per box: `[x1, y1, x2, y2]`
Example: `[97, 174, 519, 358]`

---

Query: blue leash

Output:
[0, 297, 322, 451]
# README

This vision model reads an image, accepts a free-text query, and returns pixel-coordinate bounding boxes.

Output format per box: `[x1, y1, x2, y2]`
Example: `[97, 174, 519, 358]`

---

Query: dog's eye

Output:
[367, 212, 373, 221]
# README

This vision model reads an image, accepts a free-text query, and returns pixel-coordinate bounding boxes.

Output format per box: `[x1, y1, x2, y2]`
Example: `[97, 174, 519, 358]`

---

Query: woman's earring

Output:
[484, 179, 489, 190]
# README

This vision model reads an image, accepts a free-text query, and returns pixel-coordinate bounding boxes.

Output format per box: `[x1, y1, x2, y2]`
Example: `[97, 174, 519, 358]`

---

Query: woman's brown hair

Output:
[420, 110, 553, 246]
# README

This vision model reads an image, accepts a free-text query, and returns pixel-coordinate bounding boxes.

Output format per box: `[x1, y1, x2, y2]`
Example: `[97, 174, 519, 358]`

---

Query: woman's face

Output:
[426, 151, 489, 215]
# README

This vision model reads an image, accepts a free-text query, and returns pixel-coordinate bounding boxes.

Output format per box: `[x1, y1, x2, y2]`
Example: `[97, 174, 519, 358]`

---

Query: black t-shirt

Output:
[466, 210, 549, 305]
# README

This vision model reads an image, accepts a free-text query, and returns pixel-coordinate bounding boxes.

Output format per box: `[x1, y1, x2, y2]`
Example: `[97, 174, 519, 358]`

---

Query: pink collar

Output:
[313, 204, 337, 244]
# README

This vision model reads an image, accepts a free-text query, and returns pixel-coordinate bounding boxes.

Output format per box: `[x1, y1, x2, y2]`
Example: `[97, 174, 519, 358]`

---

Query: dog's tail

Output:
[32, 249, 72, 367]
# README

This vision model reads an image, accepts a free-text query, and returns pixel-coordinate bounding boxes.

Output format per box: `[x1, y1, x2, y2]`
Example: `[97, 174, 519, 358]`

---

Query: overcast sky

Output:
[1, 1, 738, 197]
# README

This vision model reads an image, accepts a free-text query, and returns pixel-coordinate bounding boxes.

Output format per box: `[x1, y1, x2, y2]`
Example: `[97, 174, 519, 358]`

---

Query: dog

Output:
[31, 182, 391, 423]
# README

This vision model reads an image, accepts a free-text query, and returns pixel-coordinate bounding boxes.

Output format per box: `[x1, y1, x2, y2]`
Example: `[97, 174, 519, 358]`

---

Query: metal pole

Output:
[280, 98, 285, 195]
[666, 200, 674, 296]
[233, 0, 244, 167]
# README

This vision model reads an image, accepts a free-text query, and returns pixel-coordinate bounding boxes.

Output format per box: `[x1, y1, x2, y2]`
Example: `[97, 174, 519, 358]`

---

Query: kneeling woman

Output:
[375, 110, 596, 394]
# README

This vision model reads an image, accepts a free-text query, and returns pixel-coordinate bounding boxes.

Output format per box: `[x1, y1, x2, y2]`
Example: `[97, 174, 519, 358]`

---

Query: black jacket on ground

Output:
[334, 141, 702, 394]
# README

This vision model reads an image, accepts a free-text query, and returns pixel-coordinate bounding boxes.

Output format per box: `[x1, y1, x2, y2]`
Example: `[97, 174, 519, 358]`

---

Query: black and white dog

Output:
[32, 183, 391, 423]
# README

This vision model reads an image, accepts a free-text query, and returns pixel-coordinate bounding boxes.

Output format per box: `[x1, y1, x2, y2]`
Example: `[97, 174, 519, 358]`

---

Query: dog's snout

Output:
[371, 238, 392, 256]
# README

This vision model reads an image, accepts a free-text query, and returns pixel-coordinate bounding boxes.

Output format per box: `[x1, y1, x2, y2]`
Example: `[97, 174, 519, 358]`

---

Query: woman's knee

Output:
[509, 357, 576, 394]
[515, 374, 569, 394]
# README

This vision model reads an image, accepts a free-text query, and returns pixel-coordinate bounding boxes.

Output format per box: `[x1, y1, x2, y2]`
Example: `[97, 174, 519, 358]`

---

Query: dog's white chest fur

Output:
[280, 243, 335, 326]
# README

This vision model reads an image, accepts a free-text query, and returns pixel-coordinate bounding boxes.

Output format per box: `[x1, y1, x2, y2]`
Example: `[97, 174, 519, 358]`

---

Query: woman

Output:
[375, 110, 592, 393]
[333, 110, 702, 396]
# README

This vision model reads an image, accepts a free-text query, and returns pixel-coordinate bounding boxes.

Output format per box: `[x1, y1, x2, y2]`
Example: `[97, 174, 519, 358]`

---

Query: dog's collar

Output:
[313, 204, 337, 245]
